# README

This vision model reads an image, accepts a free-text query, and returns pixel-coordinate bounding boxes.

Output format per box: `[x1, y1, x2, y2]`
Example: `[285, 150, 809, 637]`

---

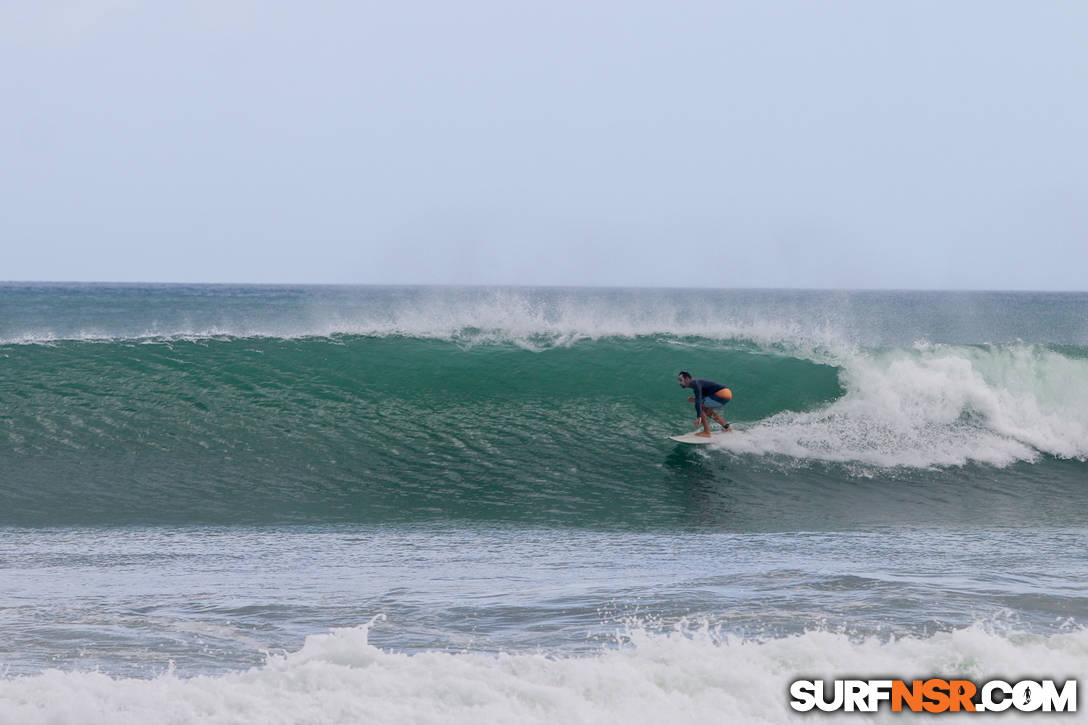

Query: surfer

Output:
[677, 371, 732, 438]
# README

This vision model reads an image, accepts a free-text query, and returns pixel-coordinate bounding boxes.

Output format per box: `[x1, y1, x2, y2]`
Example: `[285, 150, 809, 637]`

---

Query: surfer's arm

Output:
[691, 381, 704, 416]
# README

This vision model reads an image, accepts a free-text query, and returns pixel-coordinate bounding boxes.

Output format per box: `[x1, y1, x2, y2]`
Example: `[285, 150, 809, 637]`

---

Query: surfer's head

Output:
[677, 371, 692, 386]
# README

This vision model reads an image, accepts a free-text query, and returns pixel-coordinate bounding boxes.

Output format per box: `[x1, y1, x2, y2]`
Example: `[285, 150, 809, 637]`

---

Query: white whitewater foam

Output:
[1, 620, 1085, 725]
[722, 342, 1088, 467]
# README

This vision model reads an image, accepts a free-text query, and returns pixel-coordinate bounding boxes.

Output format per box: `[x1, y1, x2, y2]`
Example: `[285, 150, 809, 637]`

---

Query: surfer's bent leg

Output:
[704, 395, 729, 430]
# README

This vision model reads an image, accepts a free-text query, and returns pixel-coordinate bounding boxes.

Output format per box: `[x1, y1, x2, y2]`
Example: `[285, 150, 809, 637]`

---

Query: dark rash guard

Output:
[689, 378, 727, 416]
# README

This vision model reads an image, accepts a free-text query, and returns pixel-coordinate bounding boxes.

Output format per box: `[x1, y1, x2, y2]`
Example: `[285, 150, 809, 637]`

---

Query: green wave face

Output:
[0, 335, 841, 525]
[4, 283, 1087, 528]
[4, 334, 1088, 529]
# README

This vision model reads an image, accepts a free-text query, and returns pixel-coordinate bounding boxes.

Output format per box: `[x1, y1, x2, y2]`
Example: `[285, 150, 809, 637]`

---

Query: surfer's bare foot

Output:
[695, 431, 711, 438]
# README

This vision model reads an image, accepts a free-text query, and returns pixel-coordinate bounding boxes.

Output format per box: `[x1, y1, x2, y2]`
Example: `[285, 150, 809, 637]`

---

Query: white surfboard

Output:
[668, 429, 734, 444]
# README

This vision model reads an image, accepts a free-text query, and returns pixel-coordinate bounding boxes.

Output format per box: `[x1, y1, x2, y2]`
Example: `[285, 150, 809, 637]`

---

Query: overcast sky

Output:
[2, 1, 1086, 289]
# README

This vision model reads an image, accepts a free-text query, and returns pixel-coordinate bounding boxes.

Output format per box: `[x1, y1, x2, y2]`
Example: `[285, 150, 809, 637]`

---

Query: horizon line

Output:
[2, 280, 1086, 295]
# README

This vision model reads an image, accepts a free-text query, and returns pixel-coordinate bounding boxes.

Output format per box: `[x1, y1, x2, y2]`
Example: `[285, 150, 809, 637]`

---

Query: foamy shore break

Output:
[3, 622, 1086, 725]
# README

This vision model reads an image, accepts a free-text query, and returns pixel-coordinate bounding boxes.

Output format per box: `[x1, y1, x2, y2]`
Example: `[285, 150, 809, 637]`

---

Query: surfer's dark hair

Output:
[678, 371, 691, 380]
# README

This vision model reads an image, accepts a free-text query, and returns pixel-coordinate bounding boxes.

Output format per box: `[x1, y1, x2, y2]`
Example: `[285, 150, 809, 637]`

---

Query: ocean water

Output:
[1, 283, 1086, 723]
